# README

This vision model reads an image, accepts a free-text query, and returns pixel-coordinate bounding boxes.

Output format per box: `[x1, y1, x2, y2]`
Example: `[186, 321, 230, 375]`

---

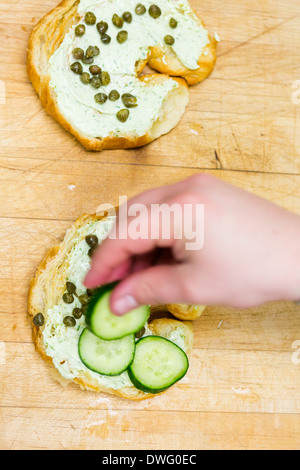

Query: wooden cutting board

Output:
[1, 0, 300, 450]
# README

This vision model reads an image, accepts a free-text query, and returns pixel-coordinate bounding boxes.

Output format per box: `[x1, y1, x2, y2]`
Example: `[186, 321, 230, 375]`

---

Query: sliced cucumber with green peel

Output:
[78, 328, 135, 376]
[86, 282, 150, 340]
[128, 336, 189, 393]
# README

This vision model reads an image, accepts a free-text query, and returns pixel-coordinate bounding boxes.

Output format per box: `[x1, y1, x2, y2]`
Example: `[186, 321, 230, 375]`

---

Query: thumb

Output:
[110, 265, 186, 315]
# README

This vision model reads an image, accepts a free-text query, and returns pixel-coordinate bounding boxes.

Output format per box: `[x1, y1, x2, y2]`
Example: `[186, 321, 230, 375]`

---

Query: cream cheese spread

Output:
[48, 0, 210, 139]
[42, 217, 188, 390]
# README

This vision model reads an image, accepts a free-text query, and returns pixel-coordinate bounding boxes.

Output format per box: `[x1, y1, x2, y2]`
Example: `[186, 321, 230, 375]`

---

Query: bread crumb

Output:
[190, 129, 199, 135]
[232, 386, 251, 395]
[68, 184, 76, 191]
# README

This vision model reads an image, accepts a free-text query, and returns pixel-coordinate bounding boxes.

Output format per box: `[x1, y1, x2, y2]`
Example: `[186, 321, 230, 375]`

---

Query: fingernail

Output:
[112, 295, 139, 316]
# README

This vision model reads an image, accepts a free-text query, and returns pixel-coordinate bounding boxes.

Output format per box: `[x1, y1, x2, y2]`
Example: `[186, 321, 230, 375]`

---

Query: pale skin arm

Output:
[84, 174, 300, 315]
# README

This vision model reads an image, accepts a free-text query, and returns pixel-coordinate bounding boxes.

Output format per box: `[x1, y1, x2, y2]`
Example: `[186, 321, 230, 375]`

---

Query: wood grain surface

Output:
[1, 0, 300, 450]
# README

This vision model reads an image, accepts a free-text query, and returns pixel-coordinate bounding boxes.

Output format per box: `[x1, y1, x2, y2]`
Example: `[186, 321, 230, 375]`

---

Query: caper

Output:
[86, 45, 97, 58]
[85, 234, 99, 247]
[70, 62, 83, 74]
[94, 46, 100, 56]
[33, 313, 44, 327]
[63, 293, 74, 304]
[63, 316, 76, 327]
[100, 71, 111, 86]
[164, 35, 175, 46]
[149, 5, 161, 18]
[101, 33, 111, 44]
[109, 89, 120, 101]
[122, 12, 132, 23]
[95, 93, 108, 104]
[80, 72, 90, 84]
[90, 76, 102, 89]
[82, 56, 94, 64]
[117, 30, 128, 43]
[88, 247, 96, 258]
[72, 48, 84, 60]
[112, 14, 124, 28]
[86, 289, 95, 296]
[97, 21, 109, 35]
[85, 12, 96, 25]
[135, 327, 146, 339]
[72, 308, 83, 319]
[89, 65, 102, 75]
[66, 282, 76, 294]
[79, 294, 90, 305]
[117, 109, 130, 122]
[75, 24, 86, 37]
[122, 93, 138, 108]
[135, 4, 146, 15]
[169, 17, 177, 28]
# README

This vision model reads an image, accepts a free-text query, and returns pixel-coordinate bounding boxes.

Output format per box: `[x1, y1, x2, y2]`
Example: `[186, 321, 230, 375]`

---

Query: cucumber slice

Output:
[78, 328, 135, 376]
[128, 336, 189, 393]
[86, 282, 150, 340]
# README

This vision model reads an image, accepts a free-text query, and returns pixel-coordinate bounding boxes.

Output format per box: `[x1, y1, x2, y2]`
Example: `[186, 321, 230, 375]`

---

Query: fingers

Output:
[109, 265, 186, 315]
[84, 237, 155, 287]
[84, 175, 205, 288]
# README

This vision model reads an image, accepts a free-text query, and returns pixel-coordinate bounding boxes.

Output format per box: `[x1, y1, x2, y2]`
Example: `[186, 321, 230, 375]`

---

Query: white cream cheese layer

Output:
[42, 217, 188, 390]
[48, 0, 209, 139]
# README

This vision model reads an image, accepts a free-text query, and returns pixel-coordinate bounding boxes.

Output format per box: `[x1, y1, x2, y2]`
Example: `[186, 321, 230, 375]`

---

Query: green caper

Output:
[88, 247, 96, 258]
[169, 17, 177, 28]
[97, 21, 109, 35]
[117, 109, 130, 122]
[100, 71, 111, 86]
[72, 48, 84, 60]
[117, 30, 128, 43]
[82, 56, 94, 64]
[86, 289, 95, 296]
[135, 327, 146, 339]
[70, 62, 83, 75]
[75, 24, 86, 37]
[63, 293, 74, 304]
[86, 46, 97, 58]
[109, 89, 120, 101]
[112, 14, 124, 28]
[95, 93, 108, 104]
[72, 308, 83, 319]
[135, 4, 146, 15]
[66, 282, 76, 294]
[90, 76, 102, 89]
[85, 12, 96, 25]
[101, 33, 111, 44]
[89, 65, 102, 75]
[149, 5, 161, 18]
[79, 294, 90, 305]
[33, 313, 44, 327]
[122, 12, 132, 23]
[85, 234, 99, 247]
[63, 316, 76, 327]
[122, 93, 138, 108]
[164, 35, 175, 46]
[80, 72, 91, 84]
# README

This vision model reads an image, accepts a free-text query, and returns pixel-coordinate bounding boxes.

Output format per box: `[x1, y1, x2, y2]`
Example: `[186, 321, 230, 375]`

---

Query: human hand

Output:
[84, 174, 300, 314]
